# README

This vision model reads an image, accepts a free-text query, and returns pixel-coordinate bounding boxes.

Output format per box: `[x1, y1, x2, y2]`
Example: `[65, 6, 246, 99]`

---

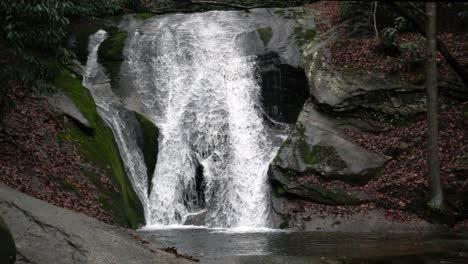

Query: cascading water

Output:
[83, 30, 151, 220]
[83, 10, 299, 228]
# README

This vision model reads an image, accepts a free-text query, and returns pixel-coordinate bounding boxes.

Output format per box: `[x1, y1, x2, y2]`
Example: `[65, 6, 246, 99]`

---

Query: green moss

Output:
[294, 26, 316, 46]
[303, 29, 317, 41]
[135, 13, 155, 20]
[69, 18, 123, 64]
[257, 27, 273, 47]
[53, 69, 97, 127]
[293, 125, 347, 175]
[134, 112, 159, 180]
[99, 31, 128, 62]
[0, 217, 15, 264]
[303, 145, 347, 170]
[98, 29, 128, 90]
[54, 68, 144, 228]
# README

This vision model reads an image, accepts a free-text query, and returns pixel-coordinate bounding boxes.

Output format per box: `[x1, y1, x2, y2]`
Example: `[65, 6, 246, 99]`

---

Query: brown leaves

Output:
[0, 82, 114, 225]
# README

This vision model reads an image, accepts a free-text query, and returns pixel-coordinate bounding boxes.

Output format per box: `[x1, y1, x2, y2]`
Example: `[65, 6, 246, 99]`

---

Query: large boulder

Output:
[268, 101, 389, 225]
[298, 22, 464, 116]
[0, 215, 15, 264]
[270, 101, 389, 184]
[0, 185, 192, 264]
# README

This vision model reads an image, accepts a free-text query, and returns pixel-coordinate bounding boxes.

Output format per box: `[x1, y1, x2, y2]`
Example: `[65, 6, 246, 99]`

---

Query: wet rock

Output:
[270, 168, 372, 205]
[257, 52, 309, 124]
[282, 208, 439, 233]
[0, 185, 192, 264]
[183, 209, 208, 226]
[0, 215, 16, 264]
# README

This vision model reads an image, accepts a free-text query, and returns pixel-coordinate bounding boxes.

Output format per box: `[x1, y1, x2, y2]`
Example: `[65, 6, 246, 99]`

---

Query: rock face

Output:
[269, 102, 389, 208]
[299, 21, 463, 116]
[257, 52, 309, 124]
[272, 102, 389, 183]
[264, 6, 450, 231]
[277, 205, 439, 233]
[46, 90, 93, 131]
[0, 185, 192, 264]
[0, 215, 15, 264]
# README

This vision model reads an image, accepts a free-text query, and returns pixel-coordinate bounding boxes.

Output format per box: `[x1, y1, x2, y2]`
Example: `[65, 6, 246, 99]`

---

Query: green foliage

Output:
[0, 0, 124, 85]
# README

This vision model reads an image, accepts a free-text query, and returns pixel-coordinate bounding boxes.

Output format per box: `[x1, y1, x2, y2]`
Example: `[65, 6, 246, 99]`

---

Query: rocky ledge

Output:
[0, 184, 193, 264]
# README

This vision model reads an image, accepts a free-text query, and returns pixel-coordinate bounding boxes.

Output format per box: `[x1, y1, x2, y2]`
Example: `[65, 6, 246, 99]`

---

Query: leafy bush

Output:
[377, 16, 406, 56]
[0, 0, 125, 118]
[0, 0, 123, 85]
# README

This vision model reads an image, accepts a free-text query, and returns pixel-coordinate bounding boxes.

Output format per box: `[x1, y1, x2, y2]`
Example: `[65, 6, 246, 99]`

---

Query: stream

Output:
[141, 228, 468, 263]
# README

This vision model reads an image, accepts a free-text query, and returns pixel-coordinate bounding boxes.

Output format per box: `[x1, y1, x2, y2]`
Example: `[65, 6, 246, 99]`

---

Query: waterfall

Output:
[83, 30, 151, 221]
[84, 11, 293, 228]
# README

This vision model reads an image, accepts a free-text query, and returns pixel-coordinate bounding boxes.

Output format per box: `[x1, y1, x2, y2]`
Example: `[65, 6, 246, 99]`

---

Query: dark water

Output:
[140, 228, 468, 264]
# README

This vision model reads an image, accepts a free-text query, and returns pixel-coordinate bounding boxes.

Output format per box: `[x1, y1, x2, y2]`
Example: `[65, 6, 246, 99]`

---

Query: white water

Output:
[83, 30, 151, 219]
[84, 12, 287, 228]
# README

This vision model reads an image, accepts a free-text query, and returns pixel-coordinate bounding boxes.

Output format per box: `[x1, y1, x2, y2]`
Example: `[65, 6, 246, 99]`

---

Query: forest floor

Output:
[0, 82, 115, 224]
[294, 1, 468, 229]
[307, 1, 468, 85]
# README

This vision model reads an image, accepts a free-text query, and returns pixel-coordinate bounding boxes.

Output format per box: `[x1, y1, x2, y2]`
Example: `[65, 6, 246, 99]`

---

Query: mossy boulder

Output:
[270, 101, 389, 185]
[53, 67, 144, 228]
[0, 216, 15, 264]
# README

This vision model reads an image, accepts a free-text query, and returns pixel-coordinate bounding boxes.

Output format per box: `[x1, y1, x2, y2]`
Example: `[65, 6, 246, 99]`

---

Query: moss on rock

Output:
[134, 112, 159, 181]
[294, 26, 316, 46]
[257, 27, 273, 47]
[68, 17, 123, 64]
[0, 216, 15, 264]
[99, 30, 128, 62]
[98, 28, 128, 90]
[134, 13, 155, 20]
[54, 68, 144, 228]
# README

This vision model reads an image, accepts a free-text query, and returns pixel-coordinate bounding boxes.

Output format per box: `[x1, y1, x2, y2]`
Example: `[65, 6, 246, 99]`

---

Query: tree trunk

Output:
[388, 2, 468, 89]
[425, 2, 445, 211]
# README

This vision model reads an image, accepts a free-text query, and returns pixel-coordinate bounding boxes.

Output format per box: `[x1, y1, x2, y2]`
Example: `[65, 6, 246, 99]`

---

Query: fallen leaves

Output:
[0, 82, 115, 224]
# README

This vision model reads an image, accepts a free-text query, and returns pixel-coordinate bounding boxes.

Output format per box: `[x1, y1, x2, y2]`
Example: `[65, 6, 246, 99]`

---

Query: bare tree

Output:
[425, 2, 445, 211]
